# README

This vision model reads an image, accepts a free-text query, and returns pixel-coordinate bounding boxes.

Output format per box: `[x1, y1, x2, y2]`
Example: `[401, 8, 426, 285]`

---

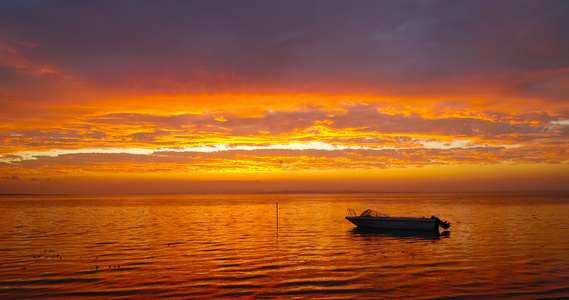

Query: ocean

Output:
[1, 193, 568, 299]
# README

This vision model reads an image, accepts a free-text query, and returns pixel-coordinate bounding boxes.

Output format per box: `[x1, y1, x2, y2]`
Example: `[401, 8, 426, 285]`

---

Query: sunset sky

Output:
[1, 0, 568, 194]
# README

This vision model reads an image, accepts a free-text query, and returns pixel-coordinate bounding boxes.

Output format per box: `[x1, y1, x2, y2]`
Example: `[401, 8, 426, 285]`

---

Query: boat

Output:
[346, 209, 451, 231]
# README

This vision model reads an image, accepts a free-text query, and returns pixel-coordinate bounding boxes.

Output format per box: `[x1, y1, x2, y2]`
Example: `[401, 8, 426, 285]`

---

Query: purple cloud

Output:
[1, 0, 568, 98]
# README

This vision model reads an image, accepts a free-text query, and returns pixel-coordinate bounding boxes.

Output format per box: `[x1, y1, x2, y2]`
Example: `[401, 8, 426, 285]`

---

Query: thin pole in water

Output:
[276, 202, 278, 228]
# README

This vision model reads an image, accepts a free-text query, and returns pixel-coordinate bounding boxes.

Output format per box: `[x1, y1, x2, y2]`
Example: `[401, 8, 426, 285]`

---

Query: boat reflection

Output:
[350, 227, 450, 240]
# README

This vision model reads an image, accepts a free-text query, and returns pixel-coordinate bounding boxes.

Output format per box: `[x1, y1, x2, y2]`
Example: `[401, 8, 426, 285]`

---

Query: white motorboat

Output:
[346, 209, 451, 231]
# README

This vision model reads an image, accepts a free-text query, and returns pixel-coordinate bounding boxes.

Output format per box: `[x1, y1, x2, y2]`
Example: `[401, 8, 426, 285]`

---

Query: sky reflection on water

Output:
[0, 193, 568, 299]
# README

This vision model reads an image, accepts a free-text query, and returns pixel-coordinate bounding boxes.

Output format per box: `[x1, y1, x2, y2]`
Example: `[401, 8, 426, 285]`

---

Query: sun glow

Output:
[2, 93, 569, 189]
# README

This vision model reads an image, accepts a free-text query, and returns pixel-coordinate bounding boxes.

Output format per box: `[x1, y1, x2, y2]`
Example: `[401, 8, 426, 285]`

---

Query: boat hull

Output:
[345, 216, 438, 231]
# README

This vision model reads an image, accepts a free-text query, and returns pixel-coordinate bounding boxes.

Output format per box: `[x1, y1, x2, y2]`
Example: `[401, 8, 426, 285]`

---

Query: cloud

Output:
[1, 101, 568, 158]
[1, 1, 568, 100]
[3, 143, 568, 179]
[1, 1, 568, 192]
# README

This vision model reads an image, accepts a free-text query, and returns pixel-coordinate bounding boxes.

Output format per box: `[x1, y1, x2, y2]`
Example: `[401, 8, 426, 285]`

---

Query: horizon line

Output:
[2, 190, 568, 196]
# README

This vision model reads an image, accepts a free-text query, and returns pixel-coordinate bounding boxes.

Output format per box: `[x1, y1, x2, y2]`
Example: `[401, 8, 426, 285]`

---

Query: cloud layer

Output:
[1, 1, 568, 192]
[2, 100, 568, 180]
[2, 1, 569, 101]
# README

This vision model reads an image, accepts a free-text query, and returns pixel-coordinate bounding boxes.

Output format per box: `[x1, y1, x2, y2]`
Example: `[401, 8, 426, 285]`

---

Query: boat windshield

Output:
[348, 209, 389, 217]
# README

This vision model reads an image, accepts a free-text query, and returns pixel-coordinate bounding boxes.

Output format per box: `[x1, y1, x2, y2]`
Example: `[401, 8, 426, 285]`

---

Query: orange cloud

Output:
[2, 1, 569, 193]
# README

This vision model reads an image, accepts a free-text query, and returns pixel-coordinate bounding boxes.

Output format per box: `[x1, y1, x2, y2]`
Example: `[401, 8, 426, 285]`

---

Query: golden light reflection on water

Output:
[0, 193, 568, 298]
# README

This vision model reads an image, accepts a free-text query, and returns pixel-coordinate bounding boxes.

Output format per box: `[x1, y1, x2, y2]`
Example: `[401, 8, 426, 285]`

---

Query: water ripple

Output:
[0, 193, 568, 299]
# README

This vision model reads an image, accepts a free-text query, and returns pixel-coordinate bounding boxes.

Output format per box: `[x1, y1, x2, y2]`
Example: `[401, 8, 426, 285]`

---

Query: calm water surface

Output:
[1, 193, 568, 299]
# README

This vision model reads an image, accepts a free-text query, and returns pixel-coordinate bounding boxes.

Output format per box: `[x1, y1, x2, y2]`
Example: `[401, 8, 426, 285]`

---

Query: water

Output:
[1, 193, 568, 299]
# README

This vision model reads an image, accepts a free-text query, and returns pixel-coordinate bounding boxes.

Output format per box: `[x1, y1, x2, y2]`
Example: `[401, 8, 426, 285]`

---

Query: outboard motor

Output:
[431, 216, 451, 230]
